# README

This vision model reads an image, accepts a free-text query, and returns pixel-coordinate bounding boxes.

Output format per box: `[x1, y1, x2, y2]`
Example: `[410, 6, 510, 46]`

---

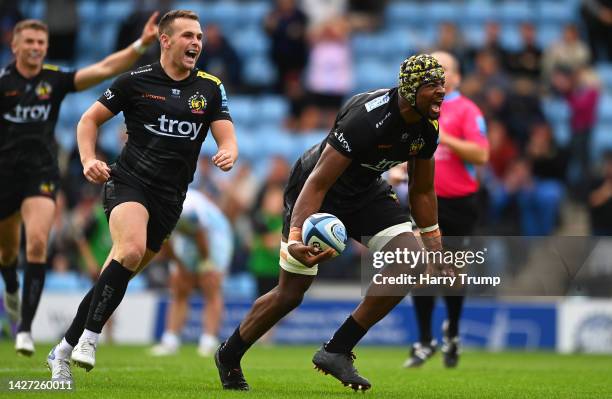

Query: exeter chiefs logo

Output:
[408, 137, 425, 155]
[35, 81, 52, 100]
[188, 93, 207, 114]
[39, 182, 55, 195]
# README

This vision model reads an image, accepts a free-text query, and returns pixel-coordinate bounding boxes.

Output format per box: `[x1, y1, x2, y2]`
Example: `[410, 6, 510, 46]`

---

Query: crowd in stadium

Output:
[0, 0, 611, 295]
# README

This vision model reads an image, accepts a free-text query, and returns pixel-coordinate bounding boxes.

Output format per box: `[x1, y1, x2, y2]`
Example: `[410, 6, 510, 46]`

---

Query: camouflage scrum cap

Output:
[398, 54, 445, 107]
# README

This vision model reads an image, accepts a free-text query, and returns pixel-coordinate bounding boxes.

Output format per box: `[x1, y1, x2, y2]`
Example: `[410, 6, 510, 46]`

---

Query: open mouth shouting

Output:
[184, 48, 199, 65]
[430, 97, 444, 118]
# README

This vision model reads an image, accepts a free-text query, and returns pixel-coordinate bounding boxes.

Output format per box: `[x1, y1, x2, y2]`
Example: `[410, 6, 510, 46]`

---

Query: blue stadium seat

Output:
[536, 0, 578, 24]
[462, 1, 496, 24]
[229, 96, 255, 127]
[596, 64, 612, 91]
[598, 94, 612, 123]
[497, 1, 535, 23]
[230, 28, 269, 59]
[20, 0, 46, 20]
[77, 1, 99, 25]
[592, 124, 612, 161]
[257, 96, 288, 124]
[551, 121, 571, 147]
[537, 24, 563, 49]
[253, 126, 294, 158]
[463, 24, 486, 48]
[354, 58, 396, 93]
[102, 1, 134, 21]
[174, 1, 205, 19]
[425, 2, 462, 23]
[385, 2, 424, 27]
[207, 2, 244, 31]
[541, 97, 570, 124]
[500, 24, 522, 51]
[352, 30, 411, 59]
[243, 56, 276, 88]
[242, 1, 271, 26]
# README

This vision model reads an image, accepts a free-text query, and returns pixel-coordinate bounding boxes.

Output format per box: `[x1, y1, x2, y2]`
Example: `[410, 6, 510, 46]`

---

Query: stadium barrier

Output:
[2, 294, 610, 353]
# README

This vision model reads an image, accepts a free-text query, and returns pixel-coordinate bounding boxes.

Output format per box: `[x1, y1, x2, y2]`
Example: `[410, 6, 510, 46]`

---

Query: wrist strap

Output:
[132, 38, 149, 55]
[420, 223, 439, 233]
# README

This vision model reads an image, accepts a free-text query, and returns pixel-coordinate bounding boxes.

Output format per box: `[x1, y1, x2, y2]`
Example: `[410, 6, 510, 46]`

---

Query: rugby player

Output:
[404, 51, 488, 369]
[0, 13, 159, 356]
[216, 54, 445, 391]
[151, 188, 233, 357]
[46, 10, 237, 381]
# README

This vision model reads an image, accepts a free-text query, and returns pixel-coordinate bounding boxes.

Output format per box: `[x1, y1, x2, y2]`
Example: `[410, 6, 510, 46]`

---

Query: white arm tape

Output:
[419, 224, 439, 233]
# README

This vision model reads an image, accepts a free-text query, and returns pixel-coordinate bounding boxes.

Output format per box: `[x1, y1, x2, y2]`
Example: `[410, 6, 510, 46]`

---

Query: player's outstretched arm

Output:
[210, 120, 238, 171]
[288, 144, 351, 267]
[73, 11, 159, 91]
[77, 102, 114, 184]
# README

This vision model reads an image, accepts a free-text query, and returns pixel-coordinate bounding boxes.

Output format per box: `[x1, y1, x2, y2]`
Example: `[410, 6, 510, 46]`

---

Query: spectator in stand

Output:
[44, 0, 77, 62]
[0, 3, 23, 65]
[580, 0, 612, 62]
[196, 24, 242, 93]
[507, 22, 542, 82]
[264, 0, 309, 93]
[499, 78, 547, 149]
[487, 119, 519, 180]
[467, 22, 510, 72]
[542, 24, 591, 85]
[252, 156, 290, 213]
[300, 0, 346, 29]
[115, 0, 171, 67]
[432, 22, 469, 72]
[462, 50, 511, 108]
[589, 151, 612, 235]
[248, 185, 284, 298]
[489, 123, 567, 236]
[551, 66, 601, 196]
[304, 16, 353, 128]
[347, 0, 387, 32]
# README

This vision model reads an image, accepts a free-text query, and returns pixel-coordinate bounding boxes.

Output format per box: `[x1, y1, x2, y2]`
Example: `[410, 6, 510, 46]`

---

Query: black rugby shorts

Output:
[102, 177, 183, 252]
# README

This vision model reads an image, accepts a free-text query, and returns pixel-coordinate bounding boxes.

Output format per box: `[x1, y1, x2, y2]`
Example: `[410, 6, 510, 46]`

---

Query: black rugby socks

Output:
[325, 316, 368, 353]
[65, 287, 95, 346]
[18, 262, 46, 332]
[219, 326, 253, 367]
[0, 261, 19, 294]
[443, 295, 464, 338]
[85, 260, 132, 333]
[413, 295, 435, 344]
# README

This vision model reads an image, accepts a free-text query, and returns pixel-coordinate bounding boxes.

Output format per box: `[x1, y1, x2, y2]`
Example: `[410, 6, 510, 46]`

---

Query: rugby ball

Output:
[302, 213, 348, 255]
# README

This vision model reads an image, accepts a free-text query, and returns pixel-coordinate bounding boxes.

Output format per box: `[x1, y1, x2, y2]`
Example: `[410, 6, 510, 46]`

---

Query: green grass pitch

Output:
[0, 342, 611, 398]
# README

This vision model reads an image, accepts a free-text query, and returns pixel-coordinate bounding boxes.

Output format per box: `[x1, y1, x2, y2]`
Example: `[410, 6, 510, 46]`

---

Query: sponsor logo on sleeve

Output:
[103, 89, 114, 100]
[219, 83, 228, 110]
[130, 67, 152, 75]
[365, 93, 390, 112]
[375, 112, 392, 128]
[333, 130, 352, 152]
